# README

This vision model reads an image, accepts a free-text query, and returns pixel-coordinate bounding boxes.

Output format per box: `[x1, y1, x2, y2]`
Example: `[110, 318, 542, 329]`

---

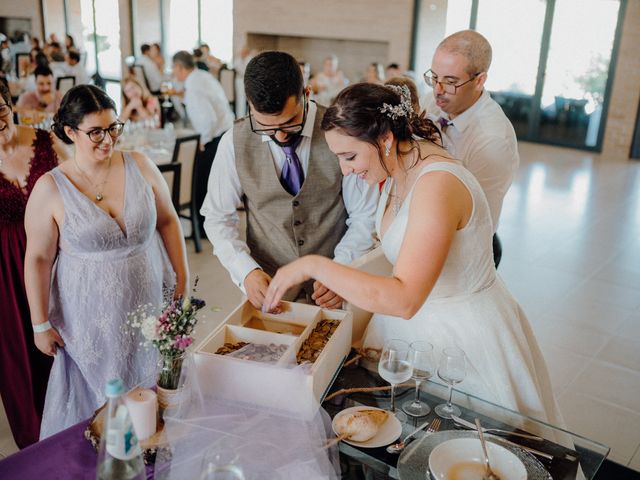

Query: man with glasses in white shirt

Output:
[201, 51, 378, 311]
[422, 30, 519, 268]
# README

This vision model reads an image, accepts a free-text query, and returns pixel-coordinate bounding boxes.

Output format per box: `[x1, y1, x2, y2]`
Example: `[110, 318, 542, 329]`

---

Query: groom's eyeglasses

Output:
[249, 96, 308, 136]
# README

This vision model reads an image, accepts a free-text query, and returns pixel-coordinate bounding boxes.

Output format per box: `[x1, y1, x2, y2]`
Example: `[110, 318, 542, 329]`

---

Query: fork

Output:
[400, 418, 441, 463]
[426, 418, 441, 435]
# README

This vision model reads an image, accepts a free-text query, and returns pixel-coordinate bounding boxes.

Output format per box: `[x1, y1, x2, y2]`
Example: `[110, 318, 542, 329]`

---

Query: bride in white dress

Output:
[263, 83, 563, 426]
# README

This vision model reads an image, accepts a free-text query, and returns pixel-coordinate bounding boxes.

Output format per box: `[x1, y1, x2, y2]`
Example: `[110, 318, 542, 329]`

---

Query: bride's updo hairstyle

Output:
[52, 85, 116, 145]
[321, 82, 441, 173]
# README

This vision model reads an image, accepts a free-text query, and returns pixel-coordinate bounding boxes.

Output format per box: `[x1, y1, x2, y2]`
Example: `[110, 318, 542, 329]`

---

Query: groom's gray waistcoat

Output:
[233, 104, 348, 299]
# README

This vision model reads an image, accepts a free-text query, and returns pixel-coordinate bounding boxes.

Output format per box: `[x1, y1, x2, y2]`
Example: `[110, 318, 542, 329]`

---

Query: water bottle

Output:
[96, 379, 145, 480]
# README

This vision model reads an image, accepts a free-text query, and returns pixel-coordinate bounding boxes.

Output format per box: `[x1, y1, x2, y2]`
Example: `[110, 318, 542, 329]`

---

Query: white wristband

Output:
[32, 321, 52, 333]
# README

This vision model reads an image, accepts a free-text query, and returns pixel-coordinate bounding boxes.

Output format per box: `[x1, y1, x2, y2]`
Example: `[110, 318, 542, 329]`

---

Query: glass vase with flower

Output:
[128, 284, 205, 416]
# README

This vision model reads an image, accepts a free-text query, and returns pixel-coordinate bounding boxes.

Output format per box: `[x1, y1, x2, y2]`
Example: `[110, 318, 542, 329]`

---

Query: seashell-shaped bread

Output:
[334, 409, 389, 442]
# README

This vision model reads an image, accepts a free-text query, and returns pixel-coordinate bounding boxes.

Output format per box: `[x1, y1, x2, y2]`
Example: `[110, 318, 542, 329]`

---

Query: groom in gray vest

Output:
[201, 51, 377, 311]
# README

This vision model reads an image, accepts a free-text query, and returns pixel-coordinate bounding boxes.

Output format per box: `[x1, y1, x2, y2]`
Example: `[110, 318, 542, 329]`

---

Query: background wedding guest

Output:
[199, 43, 223, 76]
[363, 62, 385, 85]
[149, 42, 165, 74]
[137, 43, 163, 94]
[64, 34, 77, 54]
[263, 83, 563, 428]
[0, 81, 66, 448]
[16, 65, 62, 113]
[311, 54, 349, 106]
[422, 30, 519, 267]
[64, 50, 90, 85]
[120, 75, 160, 125]
[24, 84, 188, 438]
[172, 50, 234, 230]
[385, 62, 403, 79]
[232, 45, 255, 117]
[201, 51, 377, 310]
[193, 48, 210, 72]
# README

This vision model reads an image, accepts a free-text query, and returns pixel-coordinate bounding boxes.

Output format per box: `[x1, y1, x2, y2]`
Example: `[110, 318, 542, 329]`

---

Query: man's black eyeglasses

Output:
[249, 96, 308, 136]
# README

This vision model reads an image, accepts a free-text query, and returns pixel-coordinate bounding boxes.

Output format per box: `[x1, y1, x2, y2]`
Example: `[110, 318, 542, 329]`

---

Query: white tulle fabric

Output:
[363, 162, 564, 427]
[155, 355, 340, 480]
[40, 154, 174, 439]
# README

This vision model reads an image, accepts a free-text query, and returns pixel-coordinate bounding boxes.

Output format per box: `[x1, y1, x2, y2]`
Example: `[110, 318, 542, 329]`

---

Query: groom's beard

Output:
[269, 133, 302, 147]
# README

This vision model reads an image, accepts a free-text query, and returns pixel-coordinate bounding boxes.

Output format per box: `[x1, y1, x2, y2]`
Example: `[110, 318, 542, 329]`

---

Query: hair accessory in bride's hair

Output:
[379, 84, 414, 120]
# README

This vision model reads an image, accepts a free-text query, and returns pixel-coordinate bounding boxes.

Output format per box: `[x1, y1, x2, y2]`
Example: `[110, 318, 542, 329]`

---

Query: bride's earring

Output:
[385, 144, 390, 157]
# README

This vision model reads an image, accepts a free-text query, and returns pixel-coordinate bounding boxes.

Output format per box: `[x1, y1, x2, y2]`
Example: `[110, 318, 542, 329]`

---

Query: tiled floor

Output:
[1, 141, 639, 471]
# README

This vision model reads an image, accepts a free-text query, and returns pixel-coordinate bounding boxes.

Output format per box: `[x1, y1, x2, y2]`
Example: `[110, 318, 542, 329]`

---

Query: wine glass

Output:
[160, 81, 173, 108]
[199, 446, 245, 480]
[378, 339, 413, 422]
[401, 341, 434, 417]
[434, 346, 466, 419]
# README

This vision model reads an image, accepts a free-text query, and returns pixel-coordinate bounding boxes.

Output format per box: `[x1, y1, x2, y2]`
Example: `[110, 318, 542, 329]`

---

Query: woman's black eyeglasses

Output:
[74, 121, 125, 143]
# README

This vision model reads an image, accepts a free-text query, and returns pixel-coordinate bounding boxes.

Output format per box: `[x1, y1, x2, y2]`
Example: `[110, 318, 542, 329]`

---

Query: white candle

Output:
[124, 388, 157, 441]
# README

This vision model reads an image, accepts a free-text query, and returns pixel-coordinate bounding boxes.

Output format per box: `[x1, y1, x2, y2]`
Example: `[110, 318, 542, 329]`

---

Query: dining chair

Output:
[157, 162, 182, 211]
[171, 134, 202, 252]
[218, 65, 236, 112]
[56, 76, 76, 96]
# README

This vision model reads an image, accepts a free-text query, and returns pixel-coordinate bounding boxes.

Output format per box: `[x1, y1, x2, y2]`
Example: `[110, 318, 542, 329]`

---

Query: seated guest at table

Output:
[120, 75, 160, 125]
[193, 48, 210, 72]
[263, 83, 563, 426]
[64, 34, 77, 54]
[16, 65, 62, 113]
[0, 82, 65, 448]
[385, 62, 403, 80]
[172, 50, 234, 229]
[311, 54, 349, 107]
[422, 30, 519, 268]
[24, 84, 189, 438]
[201, 51, 378, 310]
[149, 42, 165, 75]
[199, 43, 223, 76]
[64, 50, 90, 85]
[137, 43, 163, 94]
[363, 62, 385, 85]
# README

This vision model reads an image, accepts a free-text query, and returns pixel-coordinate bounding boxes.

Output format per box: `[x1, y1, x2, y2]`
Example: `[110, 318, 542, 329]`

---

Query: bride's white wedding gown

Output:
[363, 161, 563, 426]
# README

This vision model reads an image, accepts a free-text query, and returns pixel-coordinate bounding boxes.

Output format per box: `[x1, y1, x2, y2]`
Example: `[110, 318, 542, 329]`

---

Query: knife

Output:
[451, 414, 543, 441]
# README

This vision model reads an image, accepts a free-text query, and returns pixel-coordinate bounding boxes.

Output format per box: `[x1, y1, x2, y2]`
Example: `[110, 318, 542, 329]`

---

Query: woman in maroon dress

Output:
[0, 81, 67, 448]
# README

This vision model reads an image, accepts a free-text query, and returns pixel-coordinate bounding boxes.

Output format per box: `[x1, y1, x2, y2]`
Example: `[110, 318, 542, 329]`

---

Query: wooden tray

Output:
[84, 403, 171, 465]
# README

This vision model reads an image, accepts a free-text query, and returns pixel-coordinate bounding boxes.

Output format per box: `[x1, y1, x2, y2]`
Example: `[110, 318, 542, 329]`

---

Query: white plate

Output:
[331, 406, 402, 449]
[429, 437, 527, 480]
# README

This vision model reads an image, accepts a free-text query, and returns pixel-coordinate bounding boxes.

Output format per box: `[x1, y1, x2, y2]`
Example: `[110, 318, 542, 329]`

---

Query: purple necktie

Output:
[280, 137, 304, 196]
[437, 116, 451, 131]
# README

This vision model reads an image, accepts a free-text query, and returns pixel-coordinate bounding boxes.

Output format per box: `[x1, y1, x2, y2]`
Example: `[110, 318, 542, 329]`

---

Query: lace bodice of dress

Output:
[0, 129, 58, 225]
[48, 153, 157, 257]
[377, 162, 496, 299]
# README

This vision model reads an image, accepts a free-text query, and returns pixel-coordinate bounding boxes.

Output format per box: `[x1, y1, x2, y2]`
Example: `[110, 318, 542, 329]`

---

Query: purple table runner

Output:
[0, 421, 155, 480]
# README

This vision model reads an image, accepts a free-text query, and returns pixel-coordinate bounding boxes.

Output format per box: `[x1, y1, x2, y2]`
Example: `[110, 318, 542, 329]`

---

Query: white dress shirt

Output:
[423, 90, 519, 232]
[184, 69, 235, 145]
[201, 101, 379, 290]
[137, 55, 163, 92]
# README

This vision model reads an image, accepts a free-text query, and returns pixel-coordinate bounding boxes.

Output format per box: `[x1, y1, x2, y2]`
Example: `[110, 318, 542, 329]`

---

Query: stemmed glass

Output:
[378, 339, 413, 422]
[199, 446, 245, 480]
[434, 346, 466, 419]
[402, 341, 434, 417]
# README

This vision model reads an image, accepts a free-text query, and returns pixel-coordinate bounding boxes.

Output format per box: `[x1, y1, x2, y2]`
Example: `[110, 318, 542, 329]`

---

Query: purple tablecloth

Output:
[0, 420, 155, 479]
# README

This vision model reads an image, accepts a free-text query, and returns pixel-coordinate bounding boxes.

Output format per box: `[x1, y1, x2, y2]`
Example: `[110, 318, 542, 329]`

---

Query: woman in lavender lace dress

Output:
[24, 85, 189, 438]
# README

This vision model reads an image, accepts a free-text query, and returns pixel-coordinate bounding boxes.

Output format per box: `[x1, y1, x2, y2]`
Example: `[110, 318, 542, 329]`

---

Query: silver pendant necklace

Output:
[73, 156, 113, 202]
